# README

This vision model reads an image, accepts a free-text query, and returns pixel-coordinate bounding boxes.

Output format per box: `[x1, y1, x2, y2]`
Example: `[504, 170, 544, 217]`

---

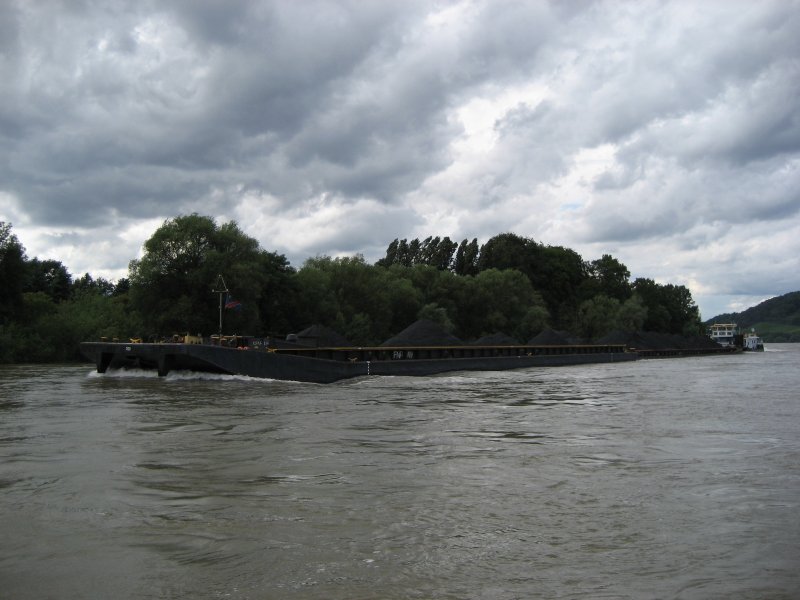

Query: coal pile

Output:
[527, 328, 571, 345]
[471, 332, 520, 345]
[381, 319, 464, 347]
[597, 330, 722, 350]
[295, 324, 352, 347]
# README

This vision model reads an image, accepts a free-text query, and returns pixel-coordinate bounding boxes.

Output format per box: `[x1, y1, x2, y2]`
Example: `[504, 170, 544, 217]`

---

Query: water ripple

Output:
[1, 352, 800, 598]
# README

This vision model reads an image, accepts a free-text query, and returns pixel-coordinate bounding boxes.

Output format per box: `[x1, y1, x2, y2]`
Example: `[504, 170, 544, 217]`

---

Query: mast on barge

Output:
[212, 274, 229, 343]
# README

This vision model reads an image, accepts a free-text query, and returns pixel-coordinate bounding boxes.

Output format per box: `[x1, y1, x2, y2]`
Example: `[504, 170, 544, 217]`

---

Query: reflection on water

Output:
[1, 348, 799, 599]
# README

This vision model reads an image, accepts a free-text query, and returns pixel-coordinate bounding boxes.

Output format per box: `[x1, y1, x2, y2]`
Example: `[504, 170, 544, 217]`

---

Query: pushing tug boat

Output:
[742, 330, 765, 351]
[706, 323, 765, 351]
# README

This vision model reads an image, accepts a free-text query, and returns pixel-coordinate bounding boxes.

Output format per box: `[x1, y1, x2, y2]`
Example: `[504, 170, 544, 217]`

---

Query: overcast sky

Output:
[2, 0, 798, 319]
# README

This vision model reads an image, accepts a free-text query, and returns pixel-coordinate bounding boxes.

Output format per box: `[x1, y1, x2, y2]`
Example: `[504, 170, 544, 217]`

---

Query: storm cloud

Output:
[1, 0, 798, 318]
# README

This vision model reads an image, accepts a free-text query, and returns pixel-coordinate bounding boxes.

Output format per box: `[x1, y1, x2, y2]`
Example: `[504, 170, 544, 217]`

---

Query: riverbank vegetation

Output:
[1, 215, 709, 363]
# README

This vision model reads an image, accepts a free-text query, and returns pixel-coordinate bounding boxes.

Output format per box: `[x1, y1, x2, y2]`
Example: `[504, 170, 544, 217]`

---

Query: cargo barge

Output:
[80, 337, 639, 384]
[82, 275, 739, 383]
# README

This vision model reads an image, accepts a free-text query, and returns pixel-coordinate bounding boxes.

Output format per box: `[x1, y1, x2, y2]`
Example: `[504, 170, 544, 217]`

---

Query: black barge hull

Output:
[80, 341, 639, 383]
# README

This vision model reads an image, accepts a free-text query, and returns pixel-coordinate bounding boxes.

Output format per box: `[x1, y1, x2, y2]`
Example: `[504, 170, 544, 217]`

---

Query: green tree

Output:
[462, 269, 548, 341]
[419, 236, 458, 270]
[453, 238, 479, 276]
[393, 265, 468, 333]
[375, 239, 400, 267]
[396, 239, 411, 267]
[344, 312, 374, 346]
[409, 239, 423, 264]
[25, 258, 73, 303]
[293, 255, 406, 344]
[477, 234, 588, 327]
[128, 214, 289, 336]
[534, 245, 587, 327]
[382, 266, 424, 336]
[251, 250, 296, 335]
[113, 278, 131, 297]
[72, 273, 115, 297]
[417, 302, 455, 332]
[0, 222, 27, 323]
[477, 232, 537, 273]
[2, 292, 58, 362]
[291, 259, 342, 329]
[618, 294, 647, 332]
[381, 236, 466, 272]
[633, 278, 702, 335]
[576, 295, 620, 339]
[584, 254, 632, 302]
[518, 305, 550, 341]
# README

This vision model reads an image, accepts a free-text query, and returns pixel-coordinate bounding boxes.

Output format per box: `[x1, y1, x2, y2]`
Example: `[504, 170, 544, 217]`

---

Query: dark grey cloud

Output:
[1, 0, 799, 319]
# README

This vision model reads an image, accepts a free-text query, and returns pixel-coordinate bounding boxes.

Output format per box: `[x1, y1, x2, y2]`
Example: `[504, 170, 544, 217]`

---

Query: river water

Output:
[1, 345, 799, 599]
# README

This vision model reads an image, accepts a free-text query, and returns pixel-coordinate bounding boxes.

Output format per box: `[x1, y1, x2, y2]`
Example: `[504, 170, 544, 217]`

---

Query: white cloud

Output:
[1, 0, 798, 318]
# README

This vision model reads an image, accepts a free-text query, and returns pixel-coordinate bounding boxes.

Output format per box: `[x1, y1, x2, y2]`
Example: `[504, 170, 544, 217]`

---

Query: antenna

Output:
[212, 274, 229, 343]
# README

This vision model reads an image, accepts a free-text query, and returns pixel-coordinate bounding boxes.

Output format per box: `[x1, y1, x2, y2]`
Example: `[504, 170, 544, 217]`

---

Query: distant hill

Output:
[705, 291, 800, 342]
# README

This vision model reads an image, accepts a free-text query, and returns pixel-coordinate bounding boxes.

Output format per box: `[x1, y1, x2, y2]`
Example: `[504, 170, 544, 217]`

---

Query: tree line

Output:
[0, 216, 703, 363]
